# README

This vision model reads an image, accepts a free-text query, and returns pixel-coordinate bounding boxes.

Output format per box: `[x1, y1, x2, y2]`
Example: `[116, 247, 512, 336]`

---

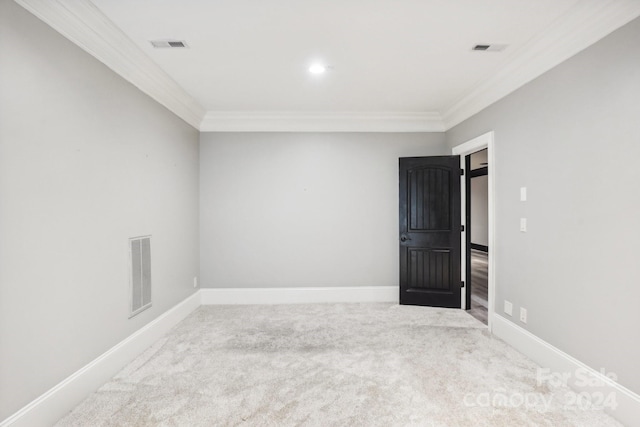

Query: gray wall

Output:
[0, 1, 200, 419]
[200, 132, 446, 288]
[470, 175, 489, 247]
[446, 17, 640, 394]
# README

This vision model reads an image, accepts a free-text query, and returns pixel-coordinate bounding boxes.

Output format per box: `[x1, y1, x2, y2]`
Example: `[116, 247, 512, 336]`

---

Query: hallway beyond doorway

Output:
[469, 249, 488, 324]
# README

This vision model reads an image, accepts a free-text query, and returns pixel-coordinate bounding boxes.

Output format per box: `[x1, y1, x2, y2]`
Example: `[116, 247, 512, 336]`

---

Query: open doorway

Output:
[468, 150, 488, 324]
[452, 131, 495, 331]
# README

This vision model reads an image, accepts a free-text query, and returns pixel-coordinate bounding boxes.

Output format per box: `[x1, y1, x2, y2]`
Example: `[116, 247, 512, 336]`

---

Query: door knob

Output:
[400, 234, 411, 242]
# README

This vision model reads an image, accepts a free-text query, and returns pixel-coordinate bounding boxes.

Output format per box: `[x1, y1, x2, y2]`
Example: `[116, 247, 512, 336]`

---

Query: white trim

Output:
[452, 131, 495, 332]
[15, 1, 640, 132]
[201, 286, 398, 305]
[14, 0, 206, 129]
[492, 314, 640, 427]
[441, 0, 640, 130]
[200, 111, 445, 133]
[0, 292, 201, 427]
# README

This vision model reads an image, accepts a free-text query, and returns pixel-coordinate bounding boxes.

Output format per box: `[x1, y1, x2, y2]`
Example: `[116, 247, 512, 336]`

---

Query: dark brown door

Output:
[399, 156, 462, 308]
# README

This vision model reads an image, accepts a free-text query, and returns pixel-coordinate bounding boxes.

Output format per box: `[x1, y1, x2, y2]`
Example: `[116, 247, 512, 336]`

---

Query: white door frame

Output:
[452, 131, 495, 332]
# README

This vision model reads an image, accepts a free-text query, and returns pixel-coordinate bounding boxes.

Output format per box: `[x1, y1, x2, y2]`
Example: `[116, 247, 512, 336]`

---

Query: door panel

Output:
[399, 156, 461, 308]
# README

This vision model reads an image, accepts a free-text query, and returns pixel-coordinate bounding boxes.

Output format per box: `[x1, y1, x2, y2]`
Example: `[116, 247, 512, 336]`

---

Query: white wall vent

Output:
[472, 44, 508, 52]
[129, 236, 152, 317]
[150, 40, 188, 48]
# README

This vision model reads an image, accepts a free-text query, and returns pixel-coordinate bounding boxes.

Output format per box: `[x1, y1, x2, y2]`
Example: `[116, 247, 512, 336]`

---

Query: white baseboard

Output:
[200, 286, 399, 305]
[0, 291, 201, 427]
[492, 314, 640, 426]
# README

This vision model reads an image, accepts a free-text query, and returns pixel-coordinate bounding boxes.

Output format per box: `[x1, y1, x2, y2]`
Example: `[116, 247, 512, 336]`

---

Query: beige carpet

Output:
[56, 304, 621, 426]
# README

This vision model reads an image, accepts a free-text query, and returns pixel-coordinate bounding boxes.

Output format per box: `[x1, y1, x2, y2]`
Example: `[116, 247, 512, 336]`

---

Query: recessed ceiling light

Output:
[309, 64, 327, 74]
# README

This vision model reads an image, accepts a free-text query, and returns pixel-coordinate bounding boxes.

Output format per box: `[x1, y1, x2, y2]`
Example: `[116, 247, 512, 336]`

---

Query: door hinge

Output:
[461, 225, 465, 232]
[460, 169, 465, 176]
[461, 281, 465, 288]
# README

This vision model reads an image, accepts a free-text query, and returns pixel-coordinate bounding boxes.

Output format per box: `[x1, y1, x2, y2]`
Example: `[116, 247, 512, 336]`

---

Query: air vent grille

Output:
[472, 44, 508, 52]
[129, 236, 152, 317]
[150, 40, 188, 48]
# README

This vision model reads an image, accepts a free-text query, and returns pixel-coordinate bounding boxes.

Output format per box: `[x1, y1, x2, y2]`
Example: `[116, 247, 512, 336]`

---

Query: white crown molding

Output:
[15, 0, 206, 129]
[15, 0, 640, 133]
[441, 0, 640, 130]
[200, 111, 445, 132]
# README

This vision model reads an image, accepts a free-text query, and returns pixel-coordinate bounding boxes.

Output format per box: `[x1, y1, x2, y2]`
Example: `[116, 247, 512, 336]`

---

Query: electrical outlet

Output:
[193, 277, 198, 288]
[520, 218, 527, 232]
[520, 307, 528, 323]
[504, 300, 513, 316]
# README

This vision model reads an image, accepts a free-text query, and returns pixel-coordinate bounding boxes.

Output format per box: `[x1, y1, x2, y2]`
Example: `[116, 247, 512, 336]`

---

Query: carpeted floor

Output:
[56, 304, 621, 426]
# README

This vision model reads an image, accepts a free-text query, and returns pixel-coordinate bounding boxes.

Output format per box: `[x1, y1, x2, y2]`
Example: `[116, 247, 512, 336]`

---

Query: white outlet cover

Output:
[520, 187, 527, 201]
[520, 307, 528, 323]
[504, 300, 513, 316]
[520, 218, 527, 232]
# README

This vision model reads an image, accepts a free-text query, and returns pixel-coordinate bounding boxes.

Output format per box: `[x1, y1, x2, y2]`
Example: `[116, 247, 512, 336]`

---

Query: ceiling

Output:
[91, 0, 579, 112]
[16, 0, 640, 131]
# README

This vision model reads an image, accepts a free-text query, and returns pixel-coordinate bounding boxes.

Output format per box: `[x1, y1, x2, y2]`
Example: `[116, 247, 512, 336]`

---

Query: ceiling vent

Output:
[472, 44, 508, 52]
[150, 40, 188, 48]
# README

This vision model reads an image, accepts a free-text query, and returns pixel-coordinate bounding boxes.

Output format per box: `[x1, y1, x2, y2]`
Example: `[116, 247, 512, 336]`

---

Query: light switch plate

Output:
[504, 300, 513, 316]
[520, 187, 527, 201]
